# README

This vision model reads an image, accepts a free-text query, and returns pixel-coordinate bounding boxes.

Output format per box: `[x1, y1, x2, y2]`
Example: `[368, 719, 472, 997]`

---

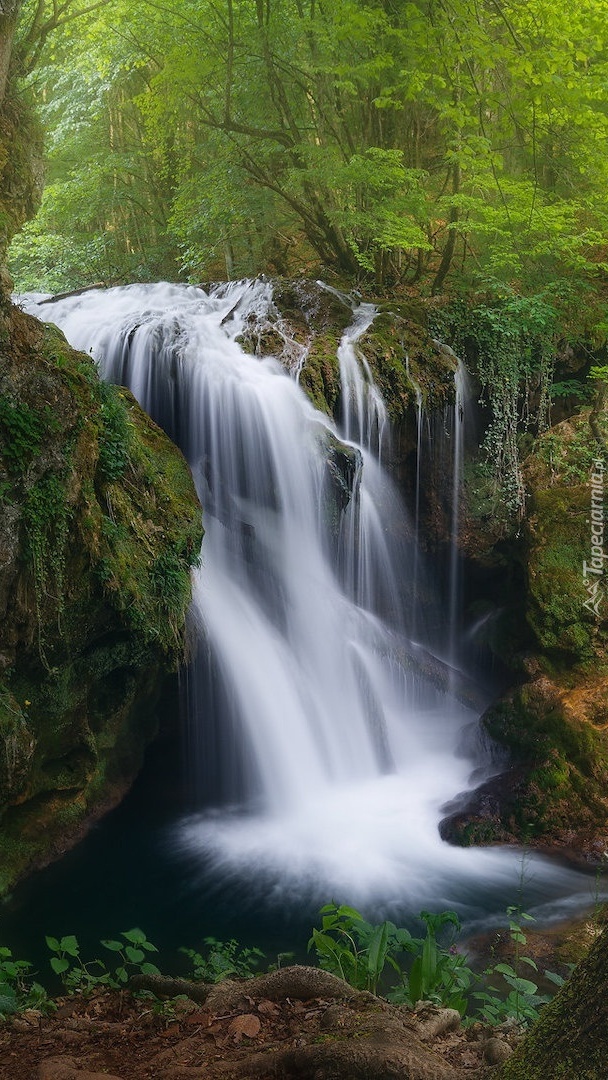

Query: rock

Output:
[0, 305, 202, 893]
[412, 1006, 461, 1040]
[483, 1036, 513, 1064]
[39, 1059, 125, 1080]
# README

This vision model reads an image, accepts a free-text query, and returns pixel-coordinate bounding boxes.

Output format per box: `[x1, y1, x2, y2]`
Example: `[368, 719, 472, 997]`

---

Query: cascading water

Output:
[20, 282, 595, 923]
[447, 358, 473, 672]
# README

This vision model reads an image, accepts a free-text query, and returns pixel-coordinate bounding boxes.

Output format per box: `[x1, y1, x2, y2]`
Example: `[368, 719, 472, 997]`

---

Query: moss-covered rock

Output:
[236, 279, 456, 424]
[0, 302, 202, 892]
[443, 405, 608, 857]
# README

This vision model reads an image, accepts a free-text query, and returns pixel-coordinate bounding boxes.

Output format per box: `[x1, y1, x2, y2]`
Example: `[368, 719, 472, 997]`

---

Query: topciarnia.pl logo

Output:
[583, 458, 605, 617]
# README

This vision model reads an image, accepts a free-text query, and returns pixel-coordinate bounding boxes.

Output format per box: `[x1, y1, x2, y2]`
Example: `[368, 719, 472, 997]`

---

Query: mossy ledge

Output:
[0, 300, 202, 894]
[235, 278, 456, 423]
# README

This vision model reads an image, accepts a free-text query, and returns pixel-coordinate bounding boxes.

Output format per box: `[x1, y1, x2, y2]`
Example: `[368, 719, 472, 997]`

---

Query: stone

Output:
[483, 1036, 513, 1064]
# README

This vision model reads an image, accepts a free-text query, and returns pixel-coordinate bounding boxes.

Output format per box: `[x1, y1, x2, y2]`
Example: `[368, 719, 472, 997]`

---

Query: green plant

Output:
[180, 937, 265, 983]
[46, 929, 160, 993]
[0, 397, 45, 474]
[0, 946, 50, 1019]
[388, 911, 475, 1015]
[23, 471, 72, 665]
[308, 903, 475, 1006]
[435, 293, 559, 517]
[308, 903, 411, 994]
[96, 384, 130, 482]
[472, 907, 564, 1026]
[308, 902, 567, 1024]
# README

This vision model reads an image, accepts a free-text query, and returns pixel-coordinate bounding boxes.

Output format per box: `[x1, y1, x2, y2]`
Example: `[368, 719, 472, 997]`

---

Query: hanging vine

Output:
[435, 293, 558, 518]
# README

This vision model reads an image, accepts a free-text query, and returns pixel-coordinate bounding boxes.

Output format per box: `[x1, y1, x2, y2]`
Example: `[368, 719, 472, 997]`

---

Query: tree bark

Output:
[0, 2, 21, 107]
[496, 925, 608, 1080]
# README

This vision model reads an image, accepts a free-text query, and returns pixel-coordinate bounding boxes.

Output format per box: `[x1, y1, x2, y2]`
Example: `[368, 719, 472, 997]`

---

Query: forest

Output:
[2, 1, 608, 1078]
[8, 0, 608, 318]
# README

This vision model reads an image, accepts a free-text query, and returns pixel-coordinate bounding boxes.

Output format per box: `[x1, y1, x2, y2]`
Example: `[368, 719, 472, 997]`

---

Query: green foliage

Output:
[0, 396, 48, 474]
[473, 909, 567, 1026]
[0, 946, 50, 1019]
[45, 928, 160, 992]
[309, 903, 566, 1024]
[23, 471, 72, 661]
[309, 903, 473, 1011]
[180, 938, 265, 984]
[96, 383, 130, 482]
[437, 293, 559, 517]
[9, 0, 608, 297]
[0, 903, 571, 1028]
[551, 380, 592, 402]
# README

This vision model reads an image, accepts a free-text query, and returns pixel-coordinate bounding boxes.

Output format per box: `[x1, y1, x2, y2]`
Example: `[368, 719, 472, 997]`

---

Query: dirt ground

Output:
[0, 969, 522, 1080]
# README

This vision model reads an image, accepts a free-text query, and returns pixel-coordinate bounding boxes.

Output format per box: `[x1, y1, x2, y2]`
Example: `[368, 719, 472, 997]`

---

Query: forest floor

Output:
[0, 974, 511, 1080]
[1, 913, 598, 1079]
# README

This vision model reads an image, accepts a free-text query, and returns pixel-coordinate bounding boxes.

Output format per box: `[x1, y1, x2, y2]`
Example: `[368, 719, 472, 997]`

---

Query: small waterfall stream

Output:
[19, 282, 594, 924]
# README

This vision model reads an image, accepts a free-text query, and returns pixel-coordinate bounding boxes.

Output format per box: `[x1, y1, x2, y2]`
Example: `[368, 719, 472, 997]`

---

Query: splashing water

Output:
[20, 282, 596, 924]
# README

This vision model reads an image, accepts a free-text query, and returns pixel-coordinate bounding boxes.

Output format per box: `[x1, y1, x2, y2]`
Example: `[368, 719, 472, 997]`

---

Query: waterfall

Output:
[20, 282, 593, 917]
[447, 359, 470, 670]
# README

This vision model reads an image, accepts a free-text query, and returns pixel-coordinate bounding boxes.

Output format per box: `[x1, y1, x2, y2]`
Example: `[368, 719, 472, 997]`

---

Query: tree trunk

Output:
[497, 925, 608, 1080]
[0, 2, 20, 107]
[432, 162, 460, 294]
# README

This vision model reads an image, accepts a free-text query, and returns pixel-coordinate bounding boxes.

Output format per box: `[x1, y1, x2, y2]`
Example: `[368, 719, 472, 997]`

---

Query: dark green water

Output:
[0, 730, 314, 983]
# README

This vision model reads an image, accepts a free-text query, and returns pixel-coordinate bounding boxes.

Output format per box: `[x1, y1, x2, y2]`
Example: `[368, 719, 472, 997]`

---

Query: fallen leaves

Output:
[227, 1013, 261, 1041]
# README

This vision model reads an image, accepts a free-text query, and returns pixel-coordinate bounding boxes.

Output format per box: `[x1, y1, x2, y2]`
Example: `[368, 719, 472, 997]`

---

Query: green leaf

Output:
[101, 940, 124, 953]
[140, 962, 161, 976]
[50, 957, 70, 975]
[122, 928, 147, 945]
[125, 947, 145, 964]
[493, 963, 517, 977]
[520, 956, 538, 971]
[59, 935, 79, 958]
[367, 922, 390, 982]
[503, 975, 539, 995]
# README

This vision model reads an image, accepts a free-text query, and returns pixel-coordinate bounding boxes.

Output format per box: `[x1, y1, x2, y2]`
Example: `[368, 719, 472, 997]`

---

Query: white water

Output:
[21, 282, 596, 923]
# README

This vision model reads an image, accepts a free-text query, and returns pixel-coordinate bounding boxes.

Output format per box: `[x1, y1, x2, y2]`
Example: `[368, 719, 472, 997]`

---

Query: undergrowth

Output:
[0, 905, 572, 1027]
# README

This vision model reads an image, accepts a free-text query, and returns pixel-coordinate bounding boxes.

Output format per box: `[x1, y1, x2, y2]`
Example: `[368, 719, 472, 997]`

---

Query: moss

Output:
[0, 89, 42, 260]
[478, 687, 608, 843]
[299, 332, 343, 415]
[0, 303, 202, 892]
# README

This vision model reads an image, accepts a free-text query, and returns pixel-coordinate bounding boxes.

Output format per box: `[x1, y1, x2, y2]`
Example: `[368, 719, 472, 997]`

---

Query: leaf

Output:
[544, 970, 565, 987]
[59, 936, 79, 958]
[122, 928, 147, 945]
[258, 1000, 280, 1016]
[420, 931, 438, 993]
[125, 946, 145, 964]
[50, 957, 70, 975]
[367, 922, 390, 981]
[409, 956, 423, 1003]
[503, 975, 539, 995]
[493, 963, 517, 978]
[520, 956, 538, 971]
[101, 940, 124, 953]
[0, 992, 17, 1016]
[140, 962, 161, 976]
[45, 936, 60, 953]
[228, 1013, 261, 1040]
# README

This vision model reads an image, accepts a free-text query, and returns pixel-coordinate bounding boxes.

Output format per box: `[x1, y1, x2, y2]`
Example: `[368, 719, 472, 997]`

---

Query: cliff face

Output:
[443, 406, 608, 860]
[0, 299, 202, 891]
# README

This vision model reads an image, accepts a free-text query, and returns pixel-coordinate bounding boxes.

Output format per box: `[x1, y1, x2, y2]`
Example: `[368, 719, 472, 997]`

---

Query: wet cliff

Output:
[0, 298, 202, 891]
